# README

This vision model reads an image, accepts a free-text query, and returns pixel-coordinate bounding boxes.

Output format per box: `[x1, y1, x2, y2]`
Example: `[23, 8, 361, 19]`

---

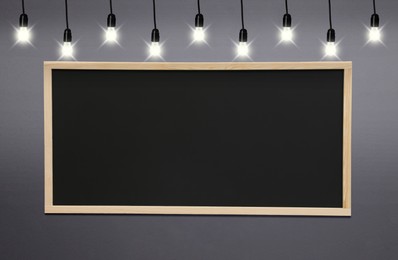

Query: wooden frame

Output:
[44, 62, 352, 216]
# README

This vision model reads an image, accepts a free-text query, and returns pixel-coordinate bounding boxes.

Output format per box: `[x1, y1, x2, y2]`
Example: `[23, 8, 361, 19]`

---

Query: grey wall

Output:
[1, 0, 397, 259]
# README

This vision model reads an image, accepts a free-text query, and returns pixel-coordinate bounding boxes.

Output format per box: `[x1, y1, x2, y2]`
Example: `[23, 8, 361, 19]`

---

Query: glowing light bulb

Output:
[369, 13, 381, 43]
[193, 27, 205, 42]
[237, 42, 249, 57]
[325, 42, 337, 57]
[17, 26, 30, 43]
[62, 42, 73, 57]
[106, 27, 117, 42]
[369, 27, 381, 42]
[150, 42, 161, 57]
[194, 12, 205, 43]
[281, 27, 293, 42]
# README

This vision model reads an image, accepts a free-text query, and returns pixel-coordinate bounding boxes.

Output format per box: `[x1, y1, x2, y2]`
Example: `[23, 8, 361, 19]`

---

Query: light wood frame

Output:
[44, 62, 352, 216]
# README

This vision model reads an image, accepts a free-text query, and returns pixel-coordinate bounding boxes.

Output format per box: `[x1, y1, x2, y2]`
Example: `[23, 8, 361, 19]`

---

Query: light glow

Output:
[105, 27, 117, 43]
[193, 27, 205, 42]
[325, 42, 337, 57]
[149, 42, 161, 57]
[17, 27, 30, 43]
[281, 27, 293, 42]
[237, 42, 249, 57]
[62, 42, 74, 58]
[368, 27, 381, 42]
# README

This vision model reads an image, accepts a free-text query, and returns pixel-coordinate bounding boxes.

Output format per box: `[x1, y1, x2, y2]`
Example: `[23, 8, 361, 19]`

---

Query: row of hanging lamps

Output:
[14, 1, 385, 60]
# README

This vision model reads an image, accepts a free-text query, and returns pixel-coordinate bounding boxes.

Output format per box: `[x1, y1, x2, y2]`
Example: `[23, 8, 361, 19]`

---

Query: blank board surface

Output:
[45, 62, 352, 216]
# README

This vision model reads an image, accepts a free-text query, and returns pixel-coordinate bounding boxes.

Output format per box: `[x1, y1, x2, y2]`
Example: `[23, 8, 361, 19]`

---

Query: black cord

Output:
[22, 0, 26, 14]
[328, 0, 333, 29]
[110, 0, 113, 14]
[153, 0, 157, 29]
[373, 0, 377, 14]
[65, 0, 69, 29]
[197, 0, 201, 14]
[240, 0, 245, 29]
[285, 0, 289, 14]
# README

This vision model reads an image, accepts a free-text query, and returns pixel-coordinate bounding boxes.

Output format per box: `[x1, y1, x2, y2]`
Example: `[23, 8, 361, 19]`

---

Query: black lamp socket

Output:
[239, 28, 248, 42]
[151, 28, 160, 42]
[371, 13, 379, 27]
[19, 13, 28, 27]
[195, 13, 204, 28]
[283, 13, 292, 28]
[63, 28, 72, 43]
[327, 28, 335, 42]
[107, 13, 116, 28]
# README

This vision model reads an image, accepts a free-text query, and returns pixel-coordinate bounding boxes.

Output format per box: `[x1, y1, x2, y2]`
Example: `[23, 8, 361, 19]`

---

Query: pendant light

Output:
[193, 0, 205, 42]
[17, 0, 31, 43]
[61, 0, 73, 58]
[105, 0, 117, 43]
[149, 0, 161, 57]
[325, 0, 337, 57]
[369, 0, 381, 42]
[281, 0, 293, 42]
[237, 0, 249, 57]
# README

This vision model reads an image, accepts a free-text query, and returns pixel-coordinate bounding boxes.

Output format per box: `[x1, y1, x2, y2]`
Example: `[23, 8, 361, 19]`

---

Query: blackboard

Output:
[44, 62, 352, 216]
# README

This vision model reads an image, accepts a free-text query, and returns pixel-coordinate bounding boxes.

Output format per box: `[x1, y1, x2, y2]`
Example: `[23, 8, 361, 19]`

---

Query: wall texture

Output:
[1, 0, 397, 259]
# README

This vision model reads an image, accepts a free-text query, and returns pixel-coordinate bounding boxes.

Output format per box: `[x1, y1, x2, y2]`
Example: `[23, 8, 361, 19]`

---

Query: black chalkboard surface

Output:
[44, 62, 352, 216]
